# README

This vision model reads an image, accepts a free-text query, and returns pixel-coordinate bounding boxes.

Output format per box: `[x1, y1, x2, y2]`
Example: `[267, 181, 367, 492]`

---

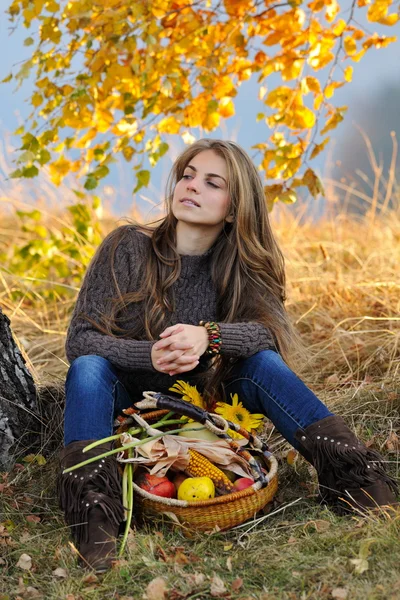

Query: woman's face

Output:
[172, 150, 232, 229]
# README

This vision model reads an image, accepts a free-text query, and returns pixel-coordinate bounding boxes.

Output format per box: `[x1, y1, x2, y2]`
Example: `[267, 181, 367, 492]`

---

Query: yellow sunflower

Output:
[169, 380, 206, 421]
[215, 393, 265, 439]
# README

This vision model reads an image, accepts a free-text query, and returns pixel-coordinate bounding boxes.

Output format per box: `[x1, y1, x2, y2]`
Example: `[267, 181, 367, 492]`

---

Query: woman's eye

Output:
[182, 174, 218, 188]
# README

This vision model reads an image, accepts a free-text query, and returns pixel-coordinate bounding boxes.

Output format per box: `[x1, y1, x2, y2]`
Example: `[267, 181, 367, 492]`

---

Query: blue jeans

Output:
[64, 351, 333, 448]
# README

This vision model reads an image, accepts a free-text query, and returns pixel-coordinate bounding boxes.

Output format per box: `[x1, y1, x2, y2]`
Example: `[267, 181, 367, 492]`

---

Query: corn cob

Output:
[184, 449, 234, 495]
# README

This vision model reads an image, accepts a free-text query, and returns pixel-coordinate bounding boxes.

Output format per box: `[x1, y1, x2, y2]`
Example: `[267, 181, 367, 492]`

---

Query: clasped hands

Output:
[151, 323, 209, 376]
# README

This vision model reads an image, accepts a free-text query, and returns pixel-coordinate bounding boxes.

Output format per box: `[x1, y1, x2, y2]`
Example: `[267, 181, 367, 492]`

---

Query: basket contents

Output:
[177, 476, 215, 501]
[184, 448, 234, 495]
[135, 472, 176, 499]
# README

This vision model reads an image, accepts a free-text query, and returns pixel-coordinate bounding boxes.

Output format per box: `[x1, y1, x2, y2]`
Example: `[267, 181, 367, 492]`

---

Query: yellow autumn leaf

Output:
[344, 66, 353, 82]
[218, 97, 235, 118]
[325, 0, 339, 22]
[158, 115, 182, 134]
[280, 190, 297, 204]
[204, 111, 221, 130]
[31, 92, 43, 107]
[325, 81, 344, 99]
[266, 86, 293, 110]
[214, 75, 236, 99]
[289, 106, 316, 129]
[48, 156, 71, 185]
[344, 36, 357, 55]
[332, 18, 347, 36]
[302, 168, 325, 197]
[305, 76, 321, 94]
[320, 110, 345, 135]
[310, 136, 330, 159]
[282, 59, 304, 81]
[264, 184, 283, 211]
[309, 50, 335, 70]
[367, 1, 389, 22]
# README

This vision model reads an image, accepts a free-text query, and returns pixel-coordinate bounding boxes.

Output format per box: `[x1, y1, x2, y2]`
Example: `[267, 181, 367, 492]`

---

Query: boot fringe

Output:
[312, 438, 398, 504]
[57, 441, 124, 546]
[58, 456, 122, 514]
[62, 491, 125, 546]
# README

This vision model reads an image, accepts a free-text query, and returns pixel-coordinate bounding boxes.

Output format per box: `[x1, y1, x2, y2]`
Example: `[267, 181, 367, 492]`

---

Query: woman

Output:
[59, 139, 397, 572]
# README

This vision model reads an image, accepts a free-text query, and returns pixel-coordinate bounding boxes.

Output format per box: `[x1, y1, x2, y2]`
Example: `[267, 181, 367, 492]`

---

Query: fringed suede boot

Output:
[58, 440, 125, 572]
[294, 415, 398, 514]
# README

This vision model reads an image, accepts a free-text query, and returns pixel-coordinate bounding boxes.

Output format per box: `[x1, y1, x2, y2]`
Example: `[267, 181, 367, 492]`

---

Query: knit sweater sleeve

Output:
[65, 226, 156, 371]
[217, 322, 278, 359]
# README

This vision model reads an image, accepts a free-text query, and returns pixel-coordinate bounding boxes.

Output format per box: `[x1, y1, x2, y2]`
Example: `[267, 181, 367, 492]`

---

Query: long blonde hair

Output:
[84, 139, 297, 404]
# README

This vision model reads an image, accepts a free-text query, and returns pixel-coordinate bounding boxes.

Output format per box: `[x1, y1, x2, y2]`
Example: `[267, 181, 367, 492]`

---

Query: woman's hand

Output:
[151, 324, 209, 376]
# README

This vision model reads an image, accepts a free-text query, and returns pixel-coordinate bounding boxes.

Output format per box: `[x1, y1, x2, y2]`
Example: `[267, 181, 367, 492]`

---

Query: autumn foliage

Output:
[4, 0, 398, 206]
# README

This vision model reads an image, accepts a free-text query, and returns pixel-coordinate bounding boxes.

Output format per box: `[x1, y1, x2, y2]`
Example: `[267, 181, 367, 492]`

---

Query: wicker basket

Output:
[123, 392, 279, 532]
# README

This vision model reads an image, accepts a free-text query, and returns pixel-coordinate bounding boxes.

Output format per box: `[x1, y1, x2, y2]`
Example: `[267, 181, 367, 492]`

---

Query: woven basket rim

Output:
[132, 453, 278, 508]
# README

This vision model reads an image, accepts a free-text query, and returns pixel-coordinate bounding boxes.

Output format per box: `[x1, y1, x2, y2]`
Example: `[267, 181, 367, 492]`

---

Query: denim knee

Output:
[234, 349, 283, 377]
[66, 355, 116, 390]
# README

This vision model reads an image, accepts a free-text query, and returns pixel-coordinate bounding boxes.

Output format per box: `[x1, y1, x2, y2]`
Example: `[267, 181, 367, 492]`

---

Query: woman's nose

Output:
[187, 180, 199, 192]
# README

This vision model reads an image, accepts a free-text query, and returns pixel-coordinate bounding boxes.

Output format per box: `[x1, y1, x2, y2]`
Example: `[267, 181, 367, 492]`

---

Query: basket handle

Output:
[135, 391, 230, 435]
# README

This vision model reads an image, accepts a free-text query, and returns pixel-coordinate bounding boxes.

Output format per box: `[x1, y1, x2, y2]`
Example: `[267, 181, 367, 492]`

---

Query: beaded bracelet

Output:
[199, 321, 222, 356]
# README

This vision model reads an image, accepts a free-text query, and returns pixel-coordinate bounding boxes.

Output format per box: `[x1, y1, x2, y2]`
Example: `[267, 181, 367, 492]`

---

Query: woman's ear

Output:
[225, 213, 234, 223]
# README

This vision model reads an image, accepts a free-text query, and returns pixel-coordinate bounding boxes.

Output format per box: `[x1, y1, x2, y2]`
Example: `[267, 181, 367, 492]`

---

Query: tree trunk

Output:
[0, 307, 38, 470]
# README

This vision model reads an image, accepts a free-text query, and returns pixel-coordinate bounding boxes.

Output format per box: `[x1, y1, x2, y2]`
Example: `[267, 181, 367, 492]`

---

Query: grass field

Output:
[1, 185, 399, 599]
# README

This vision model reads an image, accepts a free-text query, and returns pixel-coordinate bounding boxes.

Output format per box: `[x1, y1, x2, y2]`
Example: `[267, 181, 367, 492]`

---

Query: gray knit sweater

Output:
[65, 226, 276, 395]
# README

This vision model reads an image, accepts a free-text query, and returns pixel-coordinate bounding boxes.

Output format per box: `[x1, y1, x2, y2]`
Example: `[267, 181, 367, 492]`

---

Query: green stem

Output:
[82, 429, 143, 452]
[152, 418, 189, 428]
[119, 451, 133, 557]
[122, 458, 128, 520]
[62, 427, 196, 474]
[157, 410, 175, 422]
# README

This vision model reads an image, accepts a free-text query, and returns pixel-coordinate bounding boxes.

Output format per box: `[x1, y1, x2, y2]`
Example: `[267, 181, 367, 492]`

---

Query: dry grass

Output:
[1, 167, 400, 598]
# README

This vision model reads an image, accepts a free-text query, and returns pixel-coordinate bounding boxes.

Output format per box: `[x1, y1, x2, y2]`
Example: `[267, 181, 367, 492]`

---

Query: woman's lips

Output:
[180, 198, 200, 207]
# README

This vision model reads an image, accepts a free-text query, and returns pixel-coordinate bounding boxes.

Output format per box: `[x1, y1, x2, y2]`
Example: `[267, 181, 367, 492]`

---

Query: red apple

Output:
[233, 477, 254, 491]
[135, 472, 176, 498]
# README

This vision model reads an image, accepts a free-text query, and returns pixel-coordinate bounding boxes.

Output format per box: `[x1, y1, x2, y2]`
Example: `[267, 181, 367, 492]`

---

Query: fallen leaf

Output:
[174, 551, 190, 565]
[232, 577, 243, 591]
[331, 588, 348, 599]
[223, 543, 233, 551]
[53, 567, 68, 578]
[25, 587, 42, 599]
[304, 519, 331, 533]
[82, 573, 99, 585]
[0, 557, 6, 565]
[325, 373, 339, 385]
[226, 556, 232, 572]
[350, 557, 369, 574]
[26, 515, 41, 524]
[19, 530, 31, 543]
[287, 536, 297, 544]
[190, 572, 206, 586]
[143, 577, 167, 600]
[16, 553, 32, 570]
[385, 431, 399, 452]
[286, 449, 298, 466]
[210, 574, 226, 597]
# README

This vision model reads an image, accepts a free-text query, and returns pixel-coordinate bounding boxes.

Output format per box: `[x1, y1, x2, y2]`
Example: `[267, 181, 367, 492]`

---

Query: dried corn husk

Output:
[117, 432, 253, 479]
